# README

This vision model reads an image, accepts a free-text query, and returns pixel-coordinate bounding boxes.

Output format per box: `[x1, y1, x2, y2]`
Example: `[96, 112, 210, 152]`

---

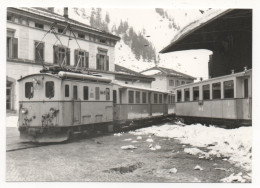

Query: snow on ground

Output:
[6, 115, 18, 127]
[131, 123, 252, 171]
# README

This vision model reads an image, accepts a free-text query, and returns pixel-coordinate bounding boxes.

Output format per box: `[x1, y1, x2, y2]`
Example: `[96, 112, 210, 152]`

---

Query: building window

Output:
[78, 33, 85, 39]
[224, 80, 234, 98]
[25, 82, 34, 99]
[73, 85, 78, 100]
[99, 38, 106, 43]
[35, 41, 44, 62]
[129, 90, 134, 104]
[45, 81, 54, 99]
[74, 50, 89, 68]
[154, 93, 158, 104]
[159, 94, 163, 104]
[193, 86, 199, 101]
[176, 80, 179, 86]
[177, 90, 182, 102]
[6, 36, 18, 59]
[106, 88, 110, 101]
[212, 82, 221, 99]
[169, 80, 174, 86]
[83, 86, 89, 100]
[184, 88, 190, 101]
[7, 15, 12, 21]
[53, 46, 70, 66]
[171, 96, 175, 104]
[203, 84, 210, 100]
[181, 81, 185, 85]
[136, 91, 140, 104]
[65, 84, 69, 97]
[142, 92, 147, 104]
[58, 28, 64, 34]
[96, 54, 109, 71]
[35, 22, 44, 29]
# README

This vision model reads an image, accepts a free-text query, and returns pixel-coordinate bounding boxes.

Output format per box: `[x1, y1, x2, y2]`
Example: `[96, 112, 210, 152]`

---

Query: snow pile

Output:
[121, 145, 137, 150]
[131, 124, 252, 171]
[220, 172, 246, 183]
[6, 115, 18, 127]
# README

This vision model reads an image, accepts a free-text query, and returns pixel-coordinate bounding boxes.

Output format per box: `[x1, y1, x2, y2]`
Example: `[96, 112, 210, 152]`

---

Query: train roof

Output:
[113, 82, 173, 94]
[18, 71, 112, 83]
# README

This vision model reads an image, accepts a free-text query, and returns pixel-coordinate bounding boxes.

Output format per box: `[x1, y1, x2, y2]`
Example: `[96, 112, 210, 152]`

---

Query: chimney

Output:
[47, 7, 54, 12]
[64, 7, 68, 19]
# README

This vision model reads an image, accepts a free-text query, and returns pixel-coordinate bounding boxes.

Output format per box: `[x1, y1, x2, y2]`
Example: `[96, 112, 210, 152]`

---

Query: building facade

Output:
[6, 7, 120, 112]
[140, 66, 196, 92]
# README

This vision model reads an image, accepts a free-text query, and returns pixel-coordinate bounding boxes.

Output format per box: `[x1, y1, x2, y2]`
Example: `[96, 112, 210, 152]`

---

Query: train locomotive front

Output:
[18, 71, 113, 142]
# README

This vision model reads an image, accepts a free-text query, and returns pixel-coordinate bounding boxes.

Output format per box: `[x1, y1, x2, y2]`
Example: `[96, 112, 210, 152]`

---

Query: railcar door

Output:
[73, 85, 81, 125]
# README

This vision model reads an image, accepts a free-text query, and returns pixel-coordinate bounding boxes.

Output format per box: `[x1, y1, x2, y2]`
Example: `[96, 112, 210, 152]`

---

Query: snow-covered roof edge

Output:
[160, 9, 231, 53]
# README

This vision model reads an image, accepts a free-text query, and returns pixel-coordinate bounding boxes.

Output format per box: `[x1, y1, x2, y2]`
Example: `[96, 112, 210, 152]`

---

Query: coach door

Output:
[73, 85, 81, 125]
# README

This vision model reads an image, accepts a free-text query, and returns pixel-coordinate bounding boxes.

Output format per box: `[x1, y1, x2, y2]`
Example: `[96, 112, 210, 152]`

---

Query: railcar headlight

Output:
[21, 108, 28, 114]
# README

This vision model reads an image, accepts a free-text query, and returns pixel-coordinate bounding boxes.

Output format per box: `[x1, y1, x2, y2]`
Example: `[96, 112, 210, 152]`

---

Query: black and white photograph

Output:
[1, 0, 259, 186]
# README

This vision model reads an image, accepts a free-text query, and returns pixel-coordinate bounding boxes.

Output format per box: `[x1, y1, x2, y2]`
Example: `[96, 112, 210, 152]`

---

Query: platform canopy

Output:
[160, 9, 252, 53]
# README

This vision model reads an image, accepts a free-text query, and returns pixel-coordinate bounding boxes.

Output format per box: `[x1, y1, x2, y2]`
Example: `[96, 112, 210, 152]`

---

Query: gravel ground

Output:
[6, 127, 249, 182]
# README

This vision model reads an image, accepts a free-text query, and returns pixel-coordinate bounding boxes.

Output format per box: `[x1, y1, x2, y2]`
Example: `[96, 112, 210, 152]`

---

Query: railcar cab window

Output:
[159, 94, 163, 104]
[212, 82, 221, 99]
[84, 86, 89, 100]
[177, 90, 182, 102]
[154, 93, 158, 104]
[95, 87, 100, 100]
[73, 85, 78, 100]
[136, 91, 140, 104]
[106, 88, 110, 101]
[129, 90, 134, 104]
[45, 81, 54, 99]
[224, 80, 234, 98]
[142, 92, 147, 104]
[75, 50, 89, 68]
[65, 85, 69, 97]
[203, 84, 210, 100]
[193, 86, 199, 101]
[184, 88, 190, 101]
[25, 82, 34, 99]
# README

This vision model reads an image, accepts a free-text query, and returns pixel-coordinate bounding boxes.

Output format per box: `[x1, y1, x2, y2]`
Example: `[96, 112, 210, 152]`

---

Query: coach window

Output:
[142, 92, 147, 104]
[46, 81, 54, 99]
[129, 90, 134, 104]
[154, 93, 158, 104]
[193, 86, 199, 101]
[224, 80, 234, 98]
[159, 94, 163, 104]
[25, 82, 34, 99]
[136, 91, 140, 104]
[203, 84, 210, 100]
[73, 85, 78, 100]
[184, 88, 190, 101]
[106, 88, 110, 101]
[212, 82, 221, 99]
[95, 87, 100, 100]
[65, 85, 69, 97]
[177, 90, 182, 102]
[83, 86, 89, 100]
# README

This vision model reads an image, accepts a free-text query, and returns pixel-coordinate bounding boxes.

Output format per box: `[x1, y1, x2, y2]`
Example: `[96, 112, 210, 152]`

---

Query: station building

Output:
[140, 66, 195, 92]
[6, 7, 154, 113]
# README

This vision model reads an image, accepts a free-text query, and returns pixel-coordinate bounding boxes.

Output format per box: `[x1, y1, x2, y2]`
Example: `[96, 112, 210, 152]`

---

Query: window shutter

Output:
[66, 48, 70, 65]
[34, 42, 38, 62]
[106, 55, 109, 71]
[85, 52, 89, 68]
[41, 43, 44, 61]
[12, 38, 18, 58]
[74, 49, 79, 66]
[53, 45, 58, 64]
[96, 54, 100, 70]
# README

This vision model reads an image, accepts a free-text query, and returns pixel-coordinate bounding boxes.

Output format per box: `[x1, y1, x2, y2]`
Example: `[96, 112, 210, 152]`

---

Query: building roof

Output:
[8, 7, 120, 41]
[115, 64, 155, 82]
[140, 66, 196, 80]
[160, 9, 252, 53]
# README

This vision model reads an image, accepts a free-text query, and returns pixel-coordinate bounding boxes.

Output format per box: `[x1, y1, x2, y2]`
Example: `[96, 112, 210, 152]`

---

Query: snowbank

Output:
[6, 115, 18, 127]
[131, 123, 251, 171]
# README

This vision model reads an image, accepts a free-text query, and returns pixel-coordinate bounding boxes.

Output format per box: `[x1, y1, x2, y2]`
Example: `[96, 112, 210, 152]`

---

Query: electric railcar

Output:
[18, 70, 175, 142]
[174, 69, 252, 127]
